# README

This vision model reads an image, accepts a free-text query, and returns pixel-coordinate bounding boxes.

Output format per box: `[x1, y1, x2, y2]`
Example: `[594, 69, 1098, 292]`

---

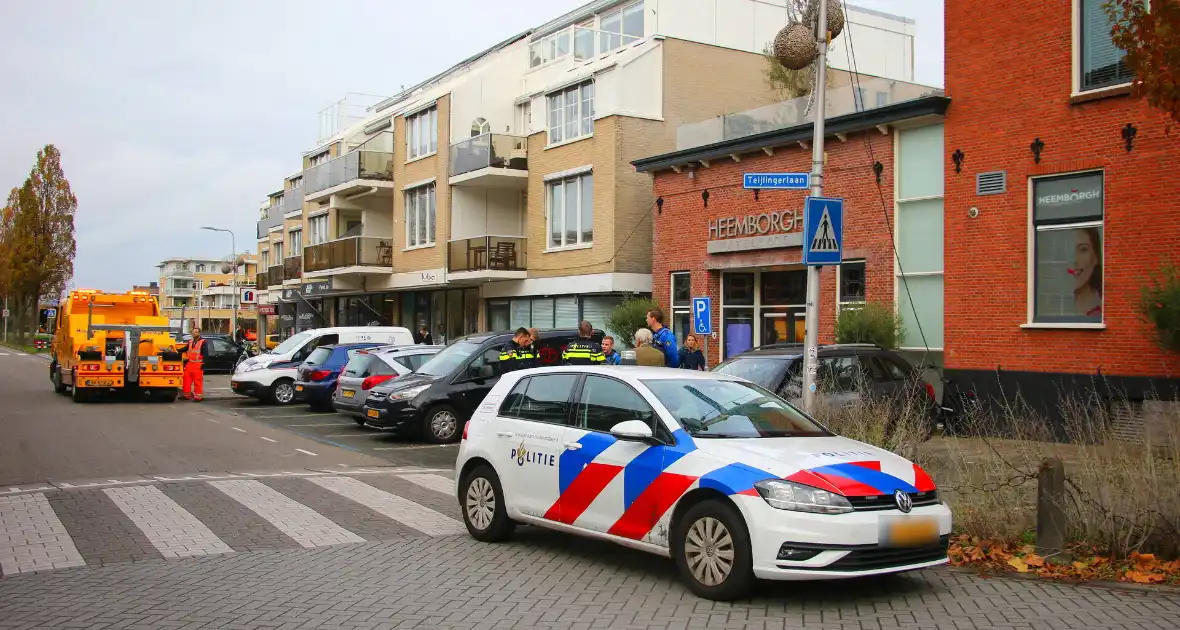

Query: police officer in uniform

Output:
[498, 327, 537, 373]
[561, 321, 605, 366]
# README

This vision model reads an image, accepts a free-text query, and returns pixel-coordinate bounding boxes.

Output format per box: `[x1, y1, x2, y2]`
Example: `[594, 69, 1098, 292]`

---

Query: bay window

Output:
[405, 184, 437, 248]
[546, 171, 593, 249]
[547, 81, 594, 145]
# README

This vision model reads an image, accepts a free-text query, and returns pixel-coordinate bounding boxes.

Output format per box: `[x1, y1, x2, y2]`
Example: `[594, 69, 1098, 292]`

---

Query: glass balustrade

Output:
[447, 236, 527, 273]
[450, 134, 528, 177]
[303, 236, 393, 272]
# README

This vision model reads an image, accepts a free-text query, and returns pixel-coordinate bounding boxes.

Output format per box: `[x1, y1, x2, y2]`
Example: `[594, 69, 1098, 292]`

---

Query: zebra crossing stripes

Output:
[103, 486, 233, 559]
[0, 493, 85, 575]
[396, 473, 456, 496]
[308, 476, 465, 536]
[208, 480, 365, 549]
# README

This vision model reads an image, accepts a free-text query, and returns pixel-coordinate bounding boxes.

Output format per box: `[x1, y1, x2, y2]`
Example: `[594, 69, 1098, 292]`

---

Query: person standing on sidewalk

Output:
[562, 321, 605, 366]
[633, 328, 665, 367]
[175, 328, 210, 401]
[678, 334, 706, 371]
[601, 336, 622, 365]
[646, 308, 680, 368]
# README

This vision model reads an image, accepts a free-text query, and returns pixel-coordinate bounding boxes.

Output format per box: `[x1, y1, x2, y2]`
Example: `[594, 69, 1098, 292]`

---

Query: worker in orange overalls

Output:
[175, 327, 210, 401]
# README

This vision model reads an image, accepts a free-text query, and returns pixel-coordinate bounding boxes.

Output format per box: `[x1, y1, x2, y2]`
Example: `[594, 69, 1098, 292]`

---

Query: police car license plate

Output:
[879, 515, 938, 548]
[343, 390, 355, 398]
[366, 409, 379, 418]
[295, 385, 304, 392]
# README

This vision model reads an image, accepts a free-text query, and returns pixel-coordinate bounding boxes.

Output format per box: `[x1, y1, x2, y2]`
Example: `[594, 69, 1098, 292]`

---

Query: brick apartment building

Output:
[634, 76, 948, 371]
[942, 0, 1180, 419]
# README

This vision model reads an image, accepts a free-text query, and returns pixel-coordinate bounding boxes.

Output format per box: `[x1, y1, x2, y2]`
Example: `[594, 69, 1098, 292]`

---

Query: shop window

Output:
[489, 300, 510, 331]
[723, 273, 754, 306]
[582, 296, 622, 331]
[1075, 0, 1134, 93]
[723, 308, 755, 359]
[1031, 171, 1104, 324]
[761, 271, 806, 305]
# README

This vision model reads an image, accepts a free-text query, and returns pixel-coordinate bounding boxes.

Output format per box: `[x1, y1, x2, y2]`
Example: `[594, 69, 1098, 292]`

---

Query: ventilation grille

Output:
[976, 171, 1007, 196]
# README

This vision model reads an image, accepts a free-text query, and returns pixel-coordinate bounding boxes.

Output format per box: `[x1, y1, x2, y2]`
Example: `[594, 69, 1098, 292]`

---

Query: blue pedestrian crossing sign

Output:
[45, 308, 57, 318]
[692, 297, 712, 335]
[801, 196, 844, 266]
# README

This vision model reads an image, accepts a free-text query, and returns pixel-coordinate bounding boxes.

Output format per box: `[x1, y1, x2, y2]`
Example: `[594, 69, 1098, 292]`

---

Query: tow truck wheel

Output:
[70, 371, 89, 403]
[51, 365, 67, 394]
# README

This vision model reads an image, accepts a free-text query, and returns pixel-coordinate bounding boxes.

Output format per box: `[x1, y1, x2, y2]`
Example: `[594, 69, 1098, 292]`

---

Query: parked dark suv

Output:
[361, 328, 602, 443]
[713, 343, 939, 438]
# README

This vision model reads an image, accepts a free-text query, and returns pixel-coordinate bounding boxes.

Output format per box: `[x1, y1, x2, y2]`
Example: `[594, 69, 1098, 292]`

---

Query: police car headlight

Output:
[388, 384, 430, 401]
[754, 480, 854, 515]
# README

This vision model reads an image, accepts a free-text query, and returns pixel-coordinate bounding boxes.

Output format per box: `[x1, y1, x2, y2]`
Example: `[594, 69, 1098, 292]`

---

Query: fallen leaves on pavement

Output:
[949, 535, 1180, 586]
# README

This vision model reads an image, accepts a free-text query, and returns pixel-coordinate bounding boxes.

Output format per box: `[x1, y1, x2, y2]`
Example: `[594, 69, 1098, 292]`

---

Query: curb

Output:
[942, 566, 1180, 595]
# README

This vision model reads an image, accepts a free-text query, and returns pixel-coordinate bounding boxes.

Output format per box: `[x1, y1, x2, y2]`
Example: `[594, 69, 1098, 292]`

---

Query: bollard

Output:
[1035, 457, 1069, 562]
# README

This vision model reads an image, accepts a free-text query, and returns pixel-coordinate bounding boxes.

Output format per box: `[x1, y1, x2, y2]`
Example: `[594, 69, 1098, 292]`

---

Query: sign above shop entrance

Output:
[706, 209, 804, 254]
[299, 281, 333, 296]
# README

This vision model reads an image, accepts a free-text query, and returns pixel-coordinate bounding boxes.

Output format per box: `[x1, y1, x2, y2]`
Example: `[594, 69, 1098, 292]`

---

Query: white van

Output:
[231, 327, 415, 404]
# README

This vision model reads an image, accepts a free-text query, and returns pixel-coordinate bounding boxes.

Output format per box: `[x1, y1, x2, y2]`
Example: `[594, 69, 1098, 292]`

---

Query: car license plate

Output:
[295, 385, 304, 392]
[366, 409, 379, 418]
[879, 515, 939, 548]
[343, 390, 355, 398]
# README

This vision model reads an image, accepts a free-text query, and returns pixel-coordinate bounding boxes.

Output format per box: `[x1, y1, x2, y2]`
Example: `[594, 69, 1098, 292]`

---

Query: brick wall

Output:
[392, 94, 451, 274]
[650, 129, 898, 365]
[944, 0, 1180, 378]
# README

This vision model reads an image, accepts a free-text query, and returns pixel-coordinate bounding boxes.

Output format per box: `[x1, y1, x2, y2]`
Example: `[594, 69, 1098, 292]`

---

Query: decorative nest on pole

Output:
[803, 0, 846, 39]
[772, 22, 817, 70]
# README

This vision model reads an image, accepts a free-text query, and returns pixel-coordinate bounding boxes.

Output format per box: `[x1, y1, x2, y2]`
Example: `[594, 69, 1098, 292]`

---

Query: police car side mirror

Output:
[610, 420, 655, 443]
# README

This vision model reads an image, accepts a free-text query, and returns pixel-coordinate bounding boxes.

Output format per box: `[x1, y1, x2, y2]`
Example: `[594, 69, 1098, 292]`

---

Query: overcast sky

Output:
[0, 0, 942, 292]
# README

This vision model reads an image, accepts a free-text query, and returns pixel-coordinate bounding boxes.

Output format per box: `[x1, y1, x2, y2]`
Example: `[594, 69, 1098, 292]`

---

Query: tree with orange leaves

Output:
[1107, 0, 1180, 123]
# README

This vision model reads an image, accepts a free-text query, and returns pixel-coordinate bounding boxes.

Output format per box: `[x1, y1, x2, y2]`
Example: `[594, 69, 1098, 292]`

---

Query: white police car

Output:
[454, 366, 952, 601]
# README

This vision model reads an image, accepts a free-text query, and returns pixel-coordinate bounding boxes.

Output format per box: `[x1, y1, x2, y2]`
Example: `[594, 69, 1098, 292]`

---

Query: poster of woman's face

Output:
[1070, 227, 1103, 318]
[1035, 226, 1103, 323]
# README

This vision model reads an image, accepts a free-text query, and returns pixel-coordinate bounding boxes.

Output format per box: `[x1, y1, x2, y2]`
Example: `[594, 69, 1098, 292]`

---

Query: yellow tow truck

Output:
[49, 289, 184, 402]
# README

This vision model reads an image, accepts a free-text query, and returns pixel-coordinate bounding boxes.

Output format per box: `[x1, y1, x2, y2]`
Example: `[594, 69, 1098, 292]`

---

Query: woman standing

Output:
[678, 334, 706, 371]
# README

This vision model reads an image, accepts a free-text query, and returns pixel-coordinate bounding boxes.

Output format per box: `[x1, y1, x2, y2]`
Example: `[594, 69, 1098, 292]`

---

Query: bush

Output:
[834, 301, 905, 348]
[606, 295, 663, 349]
[1139, 262, 1180, 353]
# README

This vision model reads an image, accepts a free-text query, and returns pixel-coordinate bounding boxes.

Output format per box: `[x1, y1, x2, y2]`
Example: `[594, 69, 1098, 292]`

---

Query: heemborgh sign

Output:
[708, 209, 802, 239]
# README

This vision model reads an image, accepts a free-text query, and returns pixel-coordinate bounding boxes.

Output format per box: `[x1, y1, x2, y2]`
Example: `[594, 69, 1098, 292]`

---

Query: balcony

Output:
[283, 256, 303, 282]
[303, 236, 392, 275]
[163, 269, 194, 279]
[167, 287, 196, 297]
[266, 265, 284, 288]
[449, 134, 528, 189]
[446, 236, 528, 283]
[255, 272, 267, 288]
[257, 190, 305, 238]
[304, 132, 394, 201]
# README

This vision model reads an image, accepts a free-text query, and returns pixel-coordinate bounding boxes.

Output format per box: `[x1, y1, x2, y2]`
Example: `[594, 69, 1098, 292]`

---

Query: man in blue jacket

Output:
[646, 308, 680, 368]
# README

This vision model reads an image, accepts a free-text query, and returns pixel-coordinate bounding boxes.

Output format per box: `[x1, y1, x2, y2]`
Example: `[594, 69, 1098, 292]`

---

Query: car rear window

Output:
[712, 357, 790, 389]
[305, 347, 333, 365]
[342, 353, 377, 377]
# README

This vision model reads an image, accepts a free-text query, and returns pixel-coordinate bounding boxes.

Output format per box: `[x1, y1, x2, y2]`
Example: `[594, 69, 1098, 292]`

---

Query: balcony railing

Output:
[168, 287, 195, 297]
[255, 272, 267, 288]
[283, 256, 302, 281]
[304, 132, 395, 195]
[304, 236, 392, 273]
[163, 269, 194, 278]
[450, 134, 528, 178]
[266, 265, 284, 287]
[257, 190, 304, 238]
[447, 236, 527, 273]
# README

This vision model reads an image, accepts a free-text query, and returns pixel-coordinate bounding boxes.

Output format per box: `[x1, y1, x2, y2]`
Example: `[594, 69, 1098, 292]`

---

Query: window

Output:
[529, 29, 572, 68]
[395, 353, 432, 371]
[599, 2, 643, 53]
[515, 102, 531, 135]
[721, 271, 808, 359]
[838, 260, 866, 310]
[896, 124, 945, 350]
[854, 88, 866, 111]
[273, 242, 284, 262]
[289, 177, 302, 190]
[260, 251, 269, 269]
[875, 91, 888, 107]
[547, 81, 594, 145]
[577, 376, 656, 434]
[546, 172, 593, 248]
[1031, 171, 1104, 324]
[289, 229, 303, 257]
[501, 374, 578, 424]
[671, 272, 692, 347]
[405, 184, 437, 248]
[1077, 0, 1134, 92]
[406, 107, 438, 160]
[195, 264, 206, 273]
[309, 151, 330, 166]
[309, 215, 329, 245]
[471, 117, 490, 137]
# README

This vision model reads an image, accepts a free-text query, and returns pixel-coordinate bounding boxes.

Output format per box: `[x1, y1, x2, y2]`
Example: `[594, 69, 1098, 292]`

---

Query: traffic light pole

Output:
[801, 0, 829, 414]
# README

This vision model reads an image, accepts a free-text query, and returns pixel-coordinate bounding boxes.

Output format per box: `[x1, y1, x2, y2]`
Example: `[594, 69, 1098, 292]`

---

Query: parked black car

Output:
[178, 335, 242, 374]
[360, 328, 602, 443]
[713, 343, 939, 439]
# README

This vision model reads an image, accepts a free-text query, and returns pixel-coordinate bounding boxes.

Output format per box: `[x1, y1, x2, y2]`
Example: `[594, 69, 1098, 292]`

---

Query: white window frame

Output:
[719, 270, 808, 360]
[272, 242, 284, 262]
[1071, 0, 1136, 96]
[546, 81, 595, 146]
[836, 260, 867, 313]
[1024, 169, 1106, 329]
[289, 228, 303, 257]
[893, 129, 945, 352]
[308, 215, 329, 246]
[406, 106, 438, 161]
[670, 271, 692, 342]
[405, 183, 437, 249]
[527, 2, 643, 70]
[545, 171, 593, 250]
[309, 151, 330, 166]
[260, 251, 270, 269]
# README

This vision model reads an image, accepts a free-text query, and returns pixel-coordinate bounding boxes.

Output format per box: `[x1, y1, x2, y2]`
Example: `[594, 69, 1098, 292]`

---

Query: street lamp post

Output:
[201, 227, 237, 335]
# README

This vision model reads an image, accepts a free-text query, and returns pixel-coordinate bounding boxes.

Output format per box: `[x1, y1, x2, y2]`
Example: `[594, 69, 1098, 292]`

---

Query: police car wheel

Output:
[672, 500, 755, 601]
[460, 465, 514, 542]
[423, 405, 461, 444]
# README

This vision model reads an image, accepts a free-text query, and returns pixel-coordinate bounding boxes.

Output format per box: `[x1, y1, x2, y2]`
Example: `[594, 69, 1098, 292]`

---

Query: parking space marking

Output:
[396, 474, 454, 496]
[308, 476, 465, 536]
[232, 427, 248, 433]
[260, 437, 277, 443]
[372, 444, 454, 451]
[206, 418, 221, 424]
[295, 449, 318, 456]
[286, 423, 358, 428]
[0, 492, 86, 575]
[208, 480, 363, 548]
[103, 485, 233, 559]
[250, 414, 337, 420]
[320, 433, 375, 438]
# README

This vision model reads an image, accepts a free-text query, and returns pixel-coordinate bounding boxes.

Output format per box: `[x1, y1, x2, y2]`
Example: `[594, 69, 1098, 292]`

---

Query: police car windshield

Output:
[642, 379, 830, 439]
[415, 341, 480, 377]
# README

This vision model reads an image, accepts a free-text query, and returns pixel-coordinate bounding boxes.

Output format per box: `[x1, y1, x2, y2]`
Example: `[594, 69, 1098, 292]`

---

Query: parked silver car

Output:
[333, 344, 441, 422]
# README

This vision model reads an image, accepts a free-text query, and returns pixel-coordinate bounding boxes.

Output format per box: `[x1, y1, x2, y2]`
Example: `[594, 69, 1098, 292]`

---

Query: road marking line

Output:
[320, 433, 373, 438]
[294, 448, 318, 456]
[0, 353, 8, 356]
[252, 414, 336, 419]
[287, 423, 357, 427]
[208, 480, 364, 548]
[308, 476, 465, 536]
[206, 418, 221, 424]
[103, 485, 233, 559]
[0, 493, 86, 575]
[397, 473, 455, 495]
[260, 437, 278, 443]
[372, 444, 452, 451]
[232, 427, 248, 433]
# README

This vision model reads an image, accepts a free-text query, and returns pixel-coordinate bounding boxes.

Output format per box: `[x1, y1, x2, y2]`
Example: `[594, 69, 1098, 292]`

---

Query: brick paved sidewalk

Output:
[2, 529, 1179, 630]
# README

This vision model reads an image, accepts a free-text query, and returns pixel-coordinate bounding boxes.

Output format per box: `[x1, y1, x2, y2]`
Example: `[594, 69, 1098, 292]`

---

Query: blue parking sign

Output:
[692, 297, 712, 335]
